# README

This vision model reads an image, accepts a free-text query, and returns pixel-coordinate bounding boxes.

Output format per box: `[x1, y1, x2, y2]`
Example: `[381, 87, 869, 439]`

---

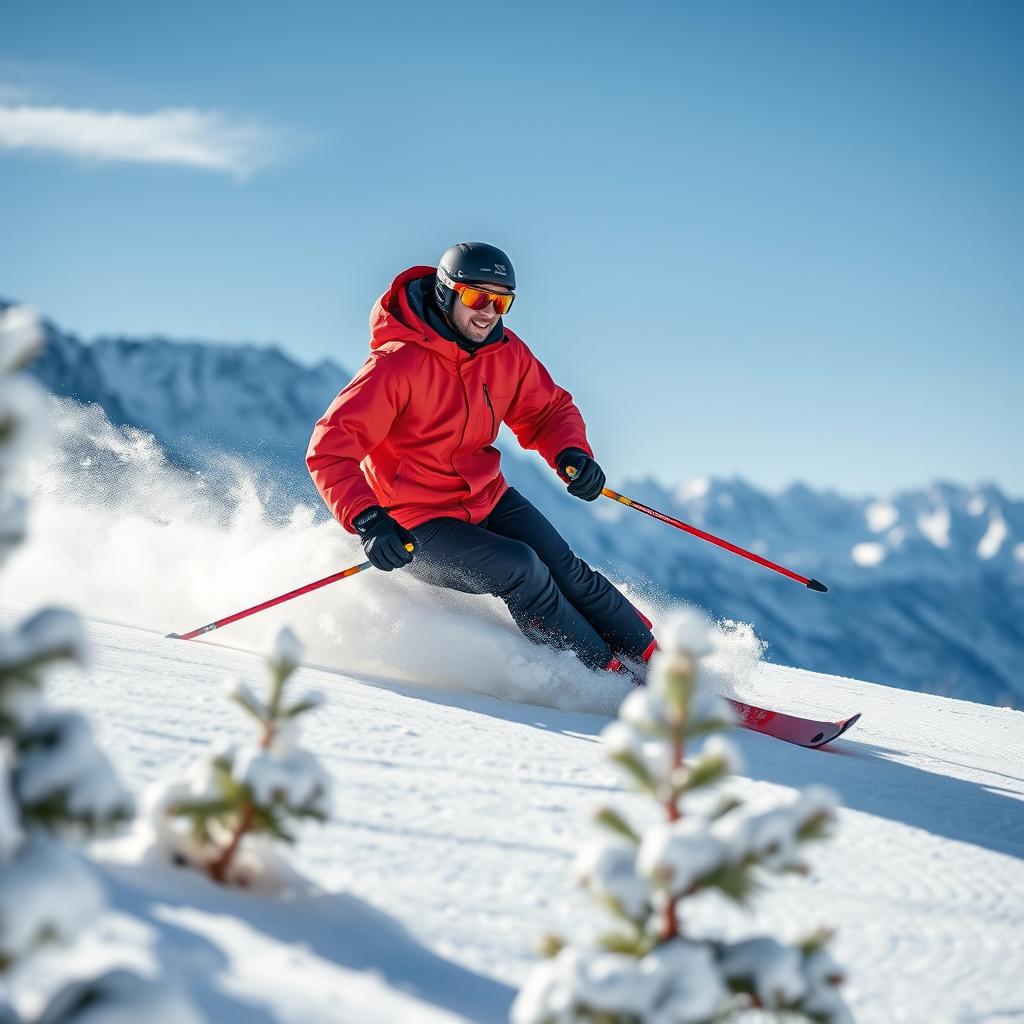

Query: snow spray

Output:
[7, 397, 766, 714]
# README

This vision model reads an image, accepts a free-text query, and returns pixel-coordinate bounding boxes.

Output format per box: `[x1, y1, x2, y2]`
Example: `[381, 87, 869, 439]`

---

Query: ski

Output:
[726, 698, 861, 749]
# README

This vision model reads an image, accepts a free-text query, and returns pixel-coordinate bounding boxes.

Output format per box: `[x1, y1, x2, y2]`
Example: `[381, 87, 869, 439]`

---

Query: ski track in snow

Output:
[15, 616, 1023, 1024]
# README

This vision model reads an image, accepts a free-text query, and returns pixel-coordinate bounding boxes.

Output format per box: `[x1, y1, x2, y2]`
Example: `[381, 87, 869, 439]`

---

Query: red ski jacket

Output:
[307, 266, 594, 533]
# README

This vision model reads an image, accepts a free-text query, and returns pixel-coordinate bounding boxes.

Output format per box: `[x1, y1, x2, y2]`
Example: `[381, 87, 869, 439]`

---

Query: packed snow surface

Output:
[4, 393, 1023, 1021]
[0, 611, 1019, 1023]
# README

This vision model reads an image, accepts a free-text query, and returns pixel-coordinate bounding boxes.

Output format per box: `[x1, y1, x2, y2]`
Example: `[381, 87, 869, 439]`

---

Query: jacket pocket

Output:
[481, 383, 513, 441]
[388, 454, 409, 506]
[482, 382, 496, 438]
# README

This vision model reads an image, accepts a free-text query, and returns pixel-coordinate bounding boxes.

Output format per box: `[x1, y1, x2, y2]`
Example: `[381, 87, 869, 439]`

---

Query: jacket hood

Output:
[369, 266, 505, 361]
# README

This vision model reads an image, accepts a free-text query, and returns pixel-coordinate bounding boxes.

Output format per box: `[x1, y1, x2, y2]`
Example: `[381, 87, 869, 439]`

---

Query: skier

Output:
[307, 242, 657, 675]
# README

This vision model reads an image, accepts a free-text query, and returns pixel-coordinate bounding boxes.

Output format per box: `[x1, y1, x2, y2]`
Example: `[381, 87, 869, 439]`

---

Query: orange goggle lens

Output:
[453, 283, 515, 315]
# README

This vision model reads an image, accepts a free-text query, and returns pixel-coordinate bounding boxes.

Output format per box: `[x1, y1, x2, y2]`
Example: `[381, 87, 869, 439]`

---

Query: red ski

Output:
[726, 698, 861, 749]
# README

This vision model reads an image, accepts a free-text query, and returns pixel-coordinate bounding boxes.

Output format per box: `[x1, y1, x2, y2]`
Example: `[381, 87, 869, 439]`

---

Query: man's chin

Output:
[458, 325, 493, 345]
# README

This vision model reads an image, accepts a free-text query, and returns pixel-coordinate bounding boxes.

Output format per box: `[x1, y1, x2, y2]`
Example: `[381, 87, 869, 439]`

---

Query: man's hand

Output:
[556, 448, 606, 502]
[352, 505, 416, 571]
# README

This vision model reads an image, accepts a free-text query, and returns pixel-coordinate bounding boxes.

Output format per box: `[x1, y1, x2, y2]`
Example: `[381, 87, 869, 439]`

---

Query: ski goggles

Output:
[452, 281, 515, 315]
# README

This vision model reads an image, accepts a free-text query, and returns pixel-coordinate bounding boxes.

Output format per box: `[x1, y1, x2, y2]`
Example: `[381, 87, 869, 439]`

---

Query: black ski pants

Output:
[406, 487, 654, 670]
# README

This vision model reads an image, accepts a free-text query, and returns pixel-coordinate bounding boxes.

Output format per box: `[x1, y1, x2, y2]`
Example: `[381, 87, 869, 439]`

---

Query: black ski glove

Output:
[352, 505, 416, 572]
[556, 447, 606, 502]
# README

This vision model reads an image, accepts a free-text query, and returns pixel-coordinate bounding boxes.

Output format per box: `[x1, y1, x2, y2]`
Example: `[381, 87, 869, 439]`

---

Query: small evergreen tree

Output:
[149, 626, 331, 886]
[0, 306, 200, 1023]
[513, 609, 851, 1024]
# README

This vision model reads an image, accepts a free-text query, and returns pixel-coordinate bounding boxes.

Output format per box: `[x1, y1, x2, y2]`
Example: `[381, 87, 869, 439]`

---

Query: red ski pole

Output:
[166, 543, 415, 641]
[568, 470, 827, 592]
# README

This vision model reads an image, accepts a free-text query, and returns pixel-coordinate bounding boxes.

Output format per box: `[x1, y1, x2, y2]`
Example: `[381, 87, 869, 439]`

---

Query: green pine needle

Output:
[284, 698, 320, 718]
[21, 790, 133, 835]
[681, 753, 729, 793]
[265, 670, 288, 721]
[609, 750, 657, 795]
[598, 931, 647, 957]
[229, 689, 267, 723]
[702, 861, 761, 906]
[594, 806, 641, 844]
[683, 717, 732, 743]
[797, 812, 834, 844]
[799, 926, 835, 959]
[709, 795, 743, 821]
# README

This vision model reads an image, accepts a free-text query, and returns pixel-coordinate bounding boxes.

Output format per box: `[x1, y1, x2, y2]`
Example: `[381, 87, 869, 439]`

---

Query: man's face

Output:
[449, 283, 513, 344]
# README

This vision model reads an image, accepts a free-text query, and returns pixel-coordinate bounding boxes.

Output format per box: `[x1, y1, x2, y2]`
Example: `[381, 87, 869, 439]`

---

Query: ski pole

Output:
[566, 469, 827, 592]
[166, 543, 415, 641]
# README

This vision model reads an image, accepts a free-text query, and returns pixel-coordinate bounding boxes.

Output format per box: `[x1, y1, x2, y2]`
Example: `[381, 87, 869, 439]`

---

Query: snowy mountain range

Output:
[9, 299, 1023, 708]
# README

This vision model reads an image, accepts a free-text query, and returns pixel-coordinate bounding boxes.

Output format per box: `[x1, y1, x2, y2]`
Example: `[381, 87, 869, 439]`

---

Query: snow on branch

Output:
[32, 968, 203, 1024]
[0, 306, 44, 373]
[513, 608, 851, 1024]
[0, 306, 46, 574]
[0, 306, 197, 1021]
[146, 626, 331, 888]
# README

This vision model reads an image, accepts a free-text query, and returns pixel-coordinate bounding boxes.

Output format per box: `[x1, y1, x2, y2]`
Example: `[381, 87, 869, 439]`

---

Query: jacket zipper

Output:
[452, 358, 472, 521]
[482, 382, 495, 437]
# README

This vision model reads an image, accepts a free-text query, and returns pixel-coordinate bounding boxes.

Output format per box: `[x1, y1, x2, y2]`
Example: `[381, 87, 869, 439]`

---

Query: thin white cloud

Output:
[0, 100, 281, 178]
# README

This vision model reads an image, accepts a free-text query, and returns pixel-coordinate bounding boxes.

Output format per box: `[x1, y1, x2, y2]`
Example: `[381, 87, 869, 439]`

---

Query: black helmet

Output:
[434, 241, 516, 314]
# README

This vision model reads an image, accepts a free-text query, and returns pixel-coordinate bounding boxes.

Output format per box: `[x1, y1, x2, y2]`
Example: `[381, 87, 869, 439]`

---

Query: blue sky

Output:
[2, 1, 1021, 497]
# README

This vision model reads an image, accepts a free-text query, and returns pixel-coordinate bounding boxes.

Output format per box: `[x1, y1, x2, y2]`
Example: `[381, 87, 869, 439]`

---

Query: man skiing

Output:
[307, 242, 656, 675]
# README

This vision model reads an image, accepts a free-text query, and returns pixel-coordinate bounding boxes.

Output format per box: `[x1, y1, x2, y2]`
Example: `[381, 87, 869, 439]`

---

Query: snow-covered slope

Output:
[4, 335, 1022, 1022]
[7, 299, 1023, 707]
[7, 612, 1022, 1024]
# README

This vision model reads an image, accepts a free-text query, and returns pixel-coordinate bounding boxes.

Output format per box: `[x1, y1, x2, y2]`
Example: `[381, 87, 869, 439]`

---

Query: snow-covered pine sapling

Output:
[0, 308, 133, 977]
[513, 609, 850, 1024]
[0, 308, 198, 1023]
[153, 627, 331, 886]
